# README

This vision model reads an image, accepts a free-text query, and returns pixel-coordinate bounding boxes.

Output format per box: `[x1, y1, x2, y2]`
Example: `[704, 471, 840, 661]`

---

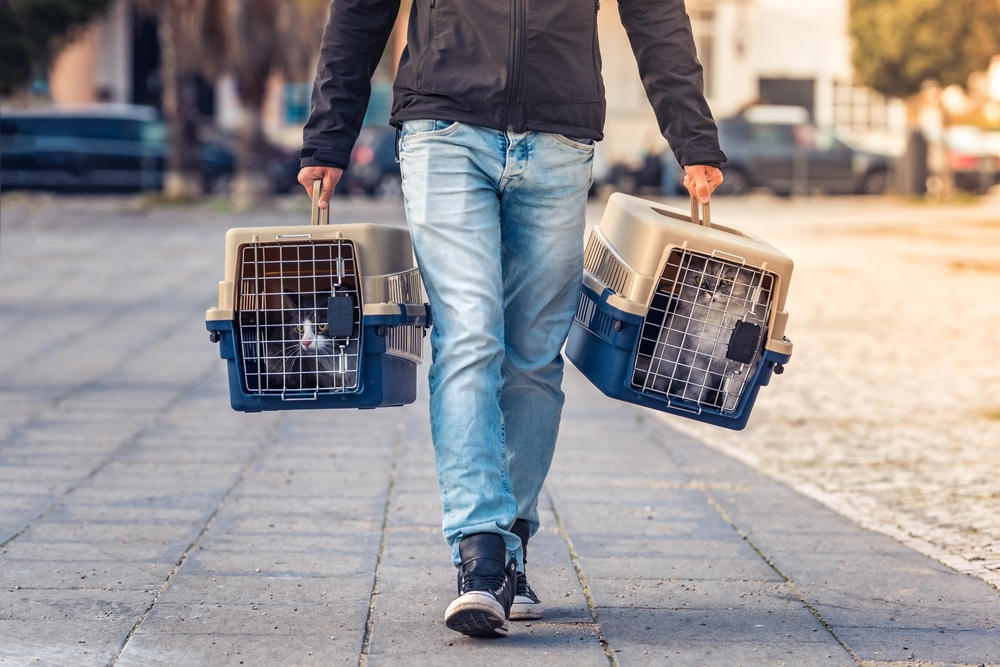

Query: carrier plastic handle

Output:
[689, 196, 711, 228]
[310, 180, 330, 226]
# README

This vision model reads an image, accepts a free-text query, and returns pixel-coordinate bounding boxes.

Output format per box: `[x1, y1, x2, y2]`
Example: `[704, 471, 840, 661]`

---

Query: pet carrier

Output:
[206, 182, 430, 412]
[566, 193, 793, 430]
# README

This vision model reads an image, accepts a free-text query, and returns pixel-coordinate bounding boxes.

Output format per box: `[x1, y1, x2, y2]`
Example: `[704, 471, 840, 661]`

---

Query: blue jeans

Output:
[398, 120, 593, 570]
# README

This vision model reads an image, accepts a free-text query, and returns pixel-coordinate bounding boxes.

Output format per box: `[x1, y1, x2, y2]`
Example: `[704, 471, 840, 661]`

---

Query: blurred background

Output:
[1, 0, 1000, 207]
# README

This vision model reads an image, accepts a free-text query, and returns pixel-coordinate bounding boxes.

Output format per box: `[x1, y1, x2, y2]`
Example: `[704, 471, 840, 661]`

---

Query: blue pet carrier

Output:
[206, 184, 429, 412]
[566, 194, 793, 430]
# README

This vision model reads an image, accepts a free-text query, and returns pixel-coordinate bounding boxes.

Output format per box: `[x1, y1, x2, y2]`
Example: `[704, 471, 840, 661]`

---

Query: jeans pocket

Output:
[400, 119, 461, 143]
[553, 134, 596, 151]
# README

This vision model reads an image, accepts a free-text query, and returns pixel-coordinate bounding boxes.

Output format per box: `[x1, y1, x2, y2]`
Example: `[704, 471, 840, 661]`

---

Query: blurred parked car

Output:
[713, 105, 892, 196]
[940, 125, 1000, 194]
[335, 125, 402, 199]
[0, 105, 236, 194]
[604, 152, 668, 196]
[198, 126, 301, 194]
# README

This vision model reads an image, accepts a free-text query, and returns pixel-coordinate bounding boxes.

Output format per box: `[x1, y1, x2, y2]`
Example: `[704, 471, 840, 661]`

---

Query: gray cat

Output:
[265, 291, 344, 390]
[635, 255, 765, 408]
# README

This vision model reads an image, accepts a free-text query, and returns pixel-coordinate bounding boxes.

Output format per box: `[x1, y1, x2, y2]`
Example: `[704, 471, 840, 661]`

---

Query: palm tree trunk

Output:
[158, 1, 202, 199]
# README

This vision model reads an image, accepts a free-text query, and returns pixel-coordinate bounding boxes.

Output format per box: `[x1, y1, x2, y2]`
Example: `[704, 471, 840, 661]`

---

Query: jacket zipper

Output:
[416, 0, 436, 87]
[505, 0, 525, 132]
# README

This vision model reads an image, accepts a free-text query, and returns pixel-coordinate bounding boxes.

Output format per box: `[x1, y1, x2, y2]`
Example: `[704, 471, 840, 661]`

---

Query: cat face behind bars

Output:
[634, 255, 762, 407]
[677, 256, 754, 319]
[265, 291, 336, 389]
[282, 291, 332, 355]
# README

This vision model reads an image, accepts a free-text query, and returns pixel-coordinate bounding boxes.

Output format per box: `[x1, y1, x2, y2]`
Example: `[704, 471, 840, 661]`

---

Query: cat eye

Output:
[721, 278, 733, 286]
[694, 276, 707, 286]
[317, 324, 328, 333]
[294, 325, 304, 333]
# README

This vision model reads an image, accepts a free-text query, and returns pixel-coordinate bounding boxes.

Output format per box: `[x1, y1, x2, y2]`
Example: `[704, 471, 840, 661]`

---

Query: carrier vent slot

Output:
[385, 325, 425, 364]
[584, 234, 631, 295]
[365, 268, 424, 305]
[575, 291, 596, 328]
[574, 291, 617, 341]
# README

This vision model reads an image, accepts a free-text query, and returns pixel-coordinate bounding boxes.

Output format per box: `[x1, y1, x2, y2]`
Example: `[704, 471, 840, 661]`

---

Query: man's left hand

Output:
[683, 165, 723, 203]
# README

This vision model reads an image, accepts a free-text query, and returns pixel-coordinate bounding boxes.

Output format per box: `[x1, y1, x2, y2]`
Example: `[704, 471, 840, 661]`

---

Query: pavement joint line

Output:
[0, 298, 212, 451]
[643, 412, 864, 666]
[699, 487, 864, 665]
[358, 415, 405, 667]
[654, 401, 1000, 593]
[108, 412, 288, 667]
[0, 361, 218, 551]
[545, 486, 619, 667]
[0, 275, 208, 389]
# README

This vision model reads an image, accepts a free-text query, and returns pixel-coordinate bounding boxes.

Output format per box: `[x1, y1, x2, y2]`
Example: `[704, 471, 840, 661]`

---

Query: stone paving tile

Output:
[0, 558, 172, 592]
[579, 555, 783, 583]
[117, 601, 369, 667]
[0, 589, 155, 667]
[598, 608, 851, 667]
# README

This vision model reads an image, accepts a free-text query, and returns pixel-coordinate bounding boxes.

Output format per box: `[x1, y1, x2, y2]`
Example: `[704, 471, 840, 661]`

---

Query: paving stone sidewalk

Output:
[0, 196, 997, 666]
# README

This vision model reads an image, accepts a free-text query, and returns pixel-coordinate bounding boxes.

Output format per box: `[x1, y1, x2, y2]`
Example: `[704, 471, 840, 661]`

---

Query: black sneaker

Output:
[510, 518, 544, 620]
[511, 572, 544, 620]
[444, 533, 517, 638]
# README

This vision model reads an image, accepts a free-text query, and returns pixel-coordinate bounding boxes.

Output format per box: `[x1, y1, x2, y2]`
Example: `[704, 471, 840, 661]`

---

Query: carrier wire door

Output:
[631, 248, 775, 414]
[237, 238, 363, 396]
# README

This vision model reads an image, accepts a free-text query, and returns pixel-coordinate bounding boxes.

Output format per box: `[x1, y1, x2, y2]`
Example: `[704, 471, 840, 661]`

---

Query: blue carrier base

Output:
[207, 311, 422, 413]
[565, 285, 790, 431]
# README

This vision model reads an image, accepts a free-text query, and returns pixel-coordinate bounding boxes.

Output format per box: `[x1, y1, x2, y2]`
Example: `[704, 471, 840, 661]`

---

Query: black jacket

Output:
[301, 0, 726, 170]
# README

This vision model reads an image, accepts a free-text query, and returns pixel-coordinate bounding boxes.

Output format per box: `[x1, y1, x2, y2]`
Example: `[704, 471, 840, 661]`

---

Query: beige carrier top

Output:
[206, 183, 423, 323]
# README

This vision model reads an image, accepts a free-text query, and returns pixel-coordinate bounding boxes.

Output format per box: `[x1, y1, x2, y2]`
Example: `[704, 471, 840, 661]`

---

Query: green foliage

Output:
[850, 0, 1000, 99]
[0, 0, 113, 93]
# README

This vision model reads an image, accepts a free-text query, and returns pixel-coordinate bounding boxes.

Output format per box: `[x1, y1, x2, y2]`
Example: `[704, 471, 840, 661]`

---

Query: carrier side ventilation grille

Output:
[584, 233, 631, 295]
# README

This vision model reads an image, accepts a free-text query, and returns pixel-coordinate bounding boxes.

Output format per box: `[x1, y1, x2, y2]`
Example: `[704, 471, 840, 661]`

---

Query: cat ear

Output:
[282, 289, 299, 309]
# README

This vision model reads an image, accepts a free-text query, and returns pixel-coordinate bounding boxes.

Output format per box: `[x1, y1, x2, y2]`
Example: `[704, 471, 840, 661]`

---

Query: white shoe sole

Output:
[510, 595, 544, 620]
[444, 592, 509, 637]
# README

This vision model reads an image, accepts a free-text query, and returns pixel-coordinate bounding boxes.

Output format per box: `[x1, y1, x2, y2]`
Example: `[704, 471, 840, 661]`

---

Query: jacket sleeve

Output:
[300, 0, 401, 170]
[616, 0, 726, 167]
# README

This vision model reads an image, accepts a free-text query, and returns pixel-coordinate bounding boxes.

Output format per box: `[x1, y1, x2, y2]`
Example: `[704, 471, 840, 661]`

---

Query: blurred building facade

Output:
[41, 0, 995, 162]
[598, 0, 911, 165]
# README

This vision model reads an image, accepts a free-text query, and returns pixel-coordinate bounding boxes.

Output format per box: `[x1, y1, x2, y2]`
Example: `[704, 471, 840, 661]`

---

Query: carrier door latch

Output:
[327, 295, 355, 338]
[727, 320, 762, 364]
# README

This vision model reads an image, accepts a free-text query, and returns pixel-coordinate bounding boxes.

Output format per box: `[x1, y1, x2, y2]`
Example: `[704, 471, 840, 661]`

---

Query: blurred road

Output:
[0, 191, 998, 666]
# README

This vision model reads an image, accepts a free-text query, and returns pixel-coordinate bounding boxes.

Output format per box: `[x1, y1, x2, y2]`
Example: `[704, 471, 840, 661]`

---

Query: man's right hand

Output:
[297, 166, 344, 210]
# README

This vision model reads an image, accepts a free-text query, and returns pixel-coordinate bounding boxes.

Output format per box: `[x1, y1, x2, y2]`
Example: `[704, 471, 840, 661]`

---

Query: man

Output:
[298, 0, 724, 639]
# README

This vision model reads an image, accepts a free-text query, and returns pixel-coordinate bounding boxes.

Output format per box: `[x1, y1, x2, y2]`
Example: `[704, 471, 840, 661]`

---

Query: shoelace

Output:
[515, 575, 537, 600]
[461, 570, 508, 596]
